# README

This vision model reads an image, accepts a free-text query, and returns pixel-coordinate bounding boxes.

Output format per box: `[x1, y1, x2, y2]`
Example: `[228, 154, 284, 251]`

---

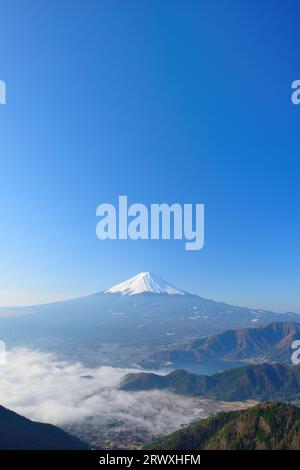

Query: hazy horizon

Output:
[0, 270, 299, 315]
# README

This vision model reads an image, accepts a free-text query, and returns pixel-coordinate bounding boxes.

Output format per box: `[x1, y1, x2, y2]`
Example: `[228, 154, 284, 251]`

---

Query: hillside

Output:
[146, 322, 300, 367]
[145, 402, 300, 450]
[121, 363, 300, 401]
[0, 404, 89, 450]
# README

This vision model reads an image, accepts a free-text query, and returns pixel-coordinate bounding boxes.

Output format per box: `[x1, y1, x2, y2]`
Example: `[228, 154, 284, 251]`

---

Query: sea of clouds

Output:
[0, 347, 204, 435]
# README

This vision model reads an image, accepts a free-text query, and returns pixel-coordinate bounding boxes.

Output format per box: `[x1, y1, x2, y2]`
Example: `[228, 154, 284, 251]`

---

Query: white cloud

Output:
[0, 348, 203, 436]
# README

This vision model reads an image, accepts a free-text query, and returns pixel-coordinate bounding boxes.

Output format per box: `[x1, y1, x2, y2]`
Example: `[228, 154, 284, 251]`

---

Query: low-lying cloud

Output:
[0, 348, 204, 437]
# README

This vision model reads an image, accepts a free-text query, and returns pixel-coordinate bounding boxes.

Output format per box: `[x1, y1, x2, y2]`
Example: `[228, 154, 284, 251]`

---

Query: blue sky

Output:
[0, 0, 299, 312]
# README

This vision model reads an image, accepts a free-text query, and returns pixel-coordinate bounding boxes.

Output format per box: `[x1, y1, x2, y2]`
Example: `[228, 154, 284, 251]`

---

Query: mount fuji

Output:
[105, 272, 186, 296]
[0, 272, 298, 367]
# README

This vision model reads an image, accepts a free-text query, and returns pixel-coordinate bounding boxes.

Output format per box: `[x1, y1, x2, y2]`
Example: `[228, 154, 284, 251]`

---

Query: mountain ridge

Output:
[121, 362, 300, 401]
[146, 321, 300, 367]
[144, 402, 300, 450]
[0, 404, 89, 450]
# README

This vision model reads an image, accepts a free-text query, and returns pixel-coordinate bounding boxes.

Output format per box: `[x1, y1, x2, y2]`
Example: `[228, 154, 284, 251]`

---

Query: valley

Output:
[64, 399, 257, 450]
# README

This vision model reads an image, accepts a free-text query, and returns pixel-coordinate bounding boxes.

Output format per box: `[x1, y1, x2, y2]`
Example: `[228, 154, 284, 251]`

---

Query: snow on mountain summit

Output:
[105, 272, 186, 296]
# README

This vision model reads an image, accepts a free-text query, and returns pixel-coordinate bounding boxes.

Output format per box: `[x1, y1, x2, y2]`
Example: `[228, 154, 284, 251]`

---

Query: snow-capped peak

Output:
[105, 272, 186, 296]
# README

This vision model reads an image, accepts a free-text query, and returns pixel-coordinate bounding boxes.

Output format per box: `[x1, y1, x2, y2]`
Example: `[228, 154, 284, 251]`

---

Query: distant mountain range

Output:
[0, 273, 298, 362]
[145, 402, 300, 450]
[121, 362, 300, 401]
[145, 322, 300, 368]
[0, 404, 89, 450]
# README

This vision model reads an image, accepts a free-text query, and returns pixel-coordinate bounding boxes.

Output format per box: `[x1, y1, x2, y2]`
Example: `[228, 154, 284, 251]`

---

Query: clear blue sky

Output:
[0, 0, 299, 312]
